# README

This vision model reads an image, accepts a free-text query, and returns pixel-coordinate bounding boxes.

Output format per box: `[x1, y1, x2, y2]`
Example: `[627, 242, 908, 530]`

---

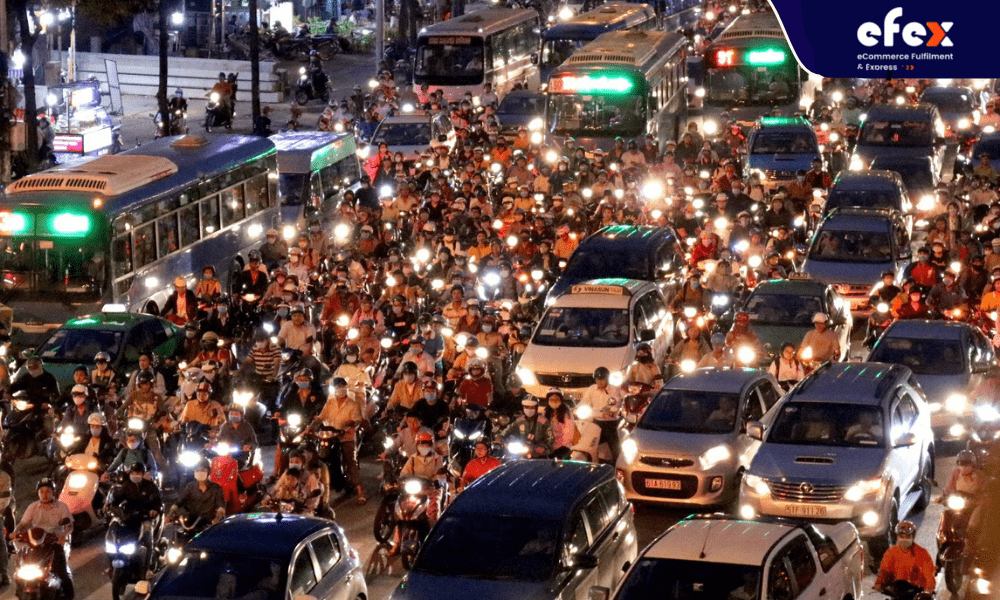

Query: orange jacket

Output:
[461, 456, 501, 486]
[875, 544, 936, 592]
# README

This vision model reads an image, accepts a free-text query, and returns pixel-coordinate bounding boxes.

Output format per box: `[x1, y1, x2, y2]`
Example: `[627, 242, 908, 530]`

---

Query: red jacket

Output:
[461, 456, 501, 486]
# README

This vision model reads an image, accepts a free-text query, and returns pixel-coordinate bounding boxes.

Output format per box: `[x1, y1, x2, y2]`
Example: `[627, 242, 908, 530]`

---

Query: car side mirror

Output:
[894, 432, 917, 448]
[134, 581, 151, 596]
[572, 553, 599, 570]
[639, 329, 655, 342]
[794, 244, 808, 255]
[899, 247, 911, 260]
[589, 586, 611, 600]
[746, 420, 764, 441]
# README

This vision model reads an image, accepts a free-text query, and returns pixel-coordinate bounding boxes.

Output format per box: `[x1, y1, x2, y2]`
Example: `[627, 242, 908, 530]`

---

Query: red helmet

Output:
[416, 432, 433, 444]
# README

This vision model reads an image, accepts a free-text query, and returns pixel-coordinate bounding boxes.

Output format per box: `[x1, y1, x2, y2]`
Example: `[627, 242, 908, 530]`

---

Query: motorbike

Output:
[161, 514, 209, 569]
[57, 453, 106, 539]
[865, 301, 894, 349]
[392, 476, 444, 570]
[12, 526, 70, 600]
[264, 488, 323, 516]
[295, 67, 330, 105]
[105, 489, 162, 600]
[569, 402, 613, 463]
[880, 579, 934, 600]
[232, 387, 275, 444]
[622, 382, 653, 432]
[174, 421, 211, 487]
[4, 395, 49, 460]
[204, 91, 232, 132]
[372, 449, 407, 545]
[936, 491, 974, 593]
[447, 405, 491, 481]
[310, 425, 354, 493]
[208, 443, 265, 515]
[45, 425, 80, 479]
[153, 108, 186, 138]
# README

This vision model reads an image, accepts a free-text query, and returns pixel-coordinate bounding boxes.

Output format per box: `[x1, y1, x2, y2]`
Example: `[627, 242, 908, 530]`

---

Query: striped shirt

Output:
[249, 344, 282, 380]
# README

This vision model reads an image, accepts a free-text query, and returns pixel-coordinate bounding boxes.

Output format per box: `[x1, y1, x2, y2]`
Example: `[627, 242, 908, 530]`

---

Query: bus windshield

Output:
[548, 93, 645, 137]
[541, 39, 586, 69]
[414, 40, 485, 86]
[278, 173, 307, 206]
[705, 67, 797, 106]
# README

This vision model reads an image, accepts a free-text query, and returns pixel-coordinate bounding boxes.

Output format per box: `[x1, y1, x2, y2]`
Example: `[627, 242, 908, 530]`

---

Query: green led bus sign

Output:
[45, 212, 91, 237]
[0, 211, 31, 235]
[551, 74, 634, 94]
[746, 48, 786, 66]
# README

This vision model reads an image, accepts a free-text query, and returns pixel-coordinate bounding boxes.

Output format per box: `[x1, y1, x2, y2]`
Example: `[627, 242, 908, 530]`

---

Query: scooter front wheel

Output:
[110, 568, 127, 600]
[295, 89, 309, 105]
[372, 500, 395, 545]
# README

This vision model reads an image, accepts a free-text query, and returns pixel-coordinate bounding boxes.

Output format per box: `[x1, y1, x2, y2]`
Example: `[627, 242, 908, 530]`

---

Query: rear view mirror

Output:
[638, 329, 655, 342]
[589, 586, 611, 600]
[746, 420, 764, 441]
[530, 53, 539, 65]
[894, 432, 917, 448]
[572, 553, 599, 570]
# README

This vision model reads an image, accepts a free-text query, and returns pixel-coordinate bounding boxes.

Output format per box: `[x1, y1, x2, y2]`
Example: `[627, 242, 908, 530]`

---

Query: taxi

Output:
[744, 116, 821, 190]
[367, 110, 456, 163]
[517, 278, 674, 398]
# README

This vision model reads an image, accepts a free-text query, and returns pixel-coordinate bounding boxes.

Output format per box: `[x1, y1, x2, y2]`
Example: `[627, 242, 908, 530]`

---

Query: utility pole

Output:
[374, 0, 383, 75]
[0, 0, 10, 183]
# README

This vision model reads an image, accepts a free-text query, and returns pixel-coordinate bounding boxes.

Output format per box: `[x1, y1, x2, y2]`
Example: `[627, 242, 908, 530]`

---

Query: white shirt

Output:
[580, 383, 624, 421]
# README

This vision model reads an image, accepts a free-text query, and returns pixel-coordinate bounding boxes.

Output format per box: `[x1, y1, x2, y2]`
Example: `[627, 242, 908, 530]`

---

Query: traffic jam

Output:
[0, 0, 999, 599]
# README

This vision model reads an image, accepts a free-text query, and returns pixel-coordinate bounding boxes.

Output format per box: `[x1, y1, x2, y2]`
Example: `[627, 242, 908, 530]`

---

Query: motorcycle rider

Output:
[316, 379, 366, 504]
[939, 449, 983, 533]
[869, 271, 901, 306]
[307, 50, 328, 98]
[457, 359, 493, 408]
[799, 313, 840, 364]
[768, 343, 805, 390]
[119, 372, 170, 468]
[160, 277, 198, 325]
[265, 449, 322, 515]
[59, 384, 98, 434]
[399, 432, 446, 522]
[169, 463, 225, 525]
[123, 354, 167, 398]
[625, 342, 663, 387]
[190, 330, 233, 371]
[108, 462, 163, 556]
[68, 413, 116, 467]
[459, 440, 500, 490]
[179, 382, 226, 430]
[90, 352, 118, 392]
[387, 362, 423, 412]
[209, 72, 234, 123]
[10, 354, 59, 402]
[278, 304, 317, 356]
[274, 368, 325, 472]
[873, 521, 936, 593]
[13, 479, 73, 599]
[235, 250, 269, 298]
[927, 270, 969, 315]
[332, 344, 372, 412]
[217, 405, 258, 456]
[579, 367, 624, 463]
[501, 396, 554, 459]
[105, 432, 158, 480]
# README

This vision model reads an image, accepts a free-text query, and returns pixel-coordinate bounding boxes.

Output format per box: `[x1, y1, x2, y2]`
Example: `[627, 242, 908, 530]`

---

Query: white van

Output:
[517, 278, 674, 398]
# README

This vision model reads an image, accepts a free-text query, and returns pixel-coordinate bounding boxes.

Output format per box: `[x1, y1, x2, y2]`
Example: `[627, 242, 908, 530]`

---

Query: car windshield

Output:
[564, 248, 650, 280]
[533, 307, 630, 347]
[824, 189, 901, 213]
[616, 558, 763, 600]
[920, 91, 972, 113]
[414, 41, 485, 86]
[705, 67, 798, 106]
[768, 402, 885, 447]
[38, 328, 123, 363]
[153, 551, 285, 600]
[548, 92, 646, 138]
[874, 162, 935, 194]
[974, 138, 1000, 160]
[414, 514, 560, 581]
[498, 94, 544, 116]
[858, 119, 933, 147]
[809, 230, 891, 262]
[750, 131, 818, 154]
[745, 293, 824, 326]
[278, 173, 307, 206]
[868, 337, 965, 375]
[640, 391, 742, 433]
[372, 122, 432, 147]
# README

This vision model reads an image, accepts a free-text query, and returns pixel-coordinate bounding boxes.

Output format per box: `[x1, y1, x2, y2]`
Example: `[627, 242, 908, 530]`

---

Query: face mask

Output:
[919, 256, 928, 262]
[288, 463, 303, 472]
[128, 441, 140, 450]
[501, 270, 511, 277]
[404, 374, 416, 383]
[393, 305, 403, 314]
[336, 389, 348, 399]
[90, 427, 102, 437]
[944, 278, 954, 286]
[130, 474, 144, 485]
[290, 256, 300, 263]
[418, 445, 432, 456]
[28, 367, 43, 377]
[217, 306, 228, 314]
[296, 381, 310, 389]
[482, 325, 493, 333]
[796, 177, 805, 183]
[256, 340, 267, 348]
[194, 471, 208, 482]
[73, 395, 86, 405]
[524, 408, 537, 417]
[229, 414, 242, 423]
[346, 354, 358, 363]
[203, 273, 212, 280]
[692, 281, 701, 289]
[186, 330, 197, 338]
[278, 308, 289, 317]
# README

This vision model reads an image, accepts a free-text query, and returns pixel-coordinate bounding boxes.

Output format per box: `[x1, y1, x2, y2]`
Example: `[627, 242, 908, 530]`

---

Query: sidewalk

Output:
[114, 52, 376, 147]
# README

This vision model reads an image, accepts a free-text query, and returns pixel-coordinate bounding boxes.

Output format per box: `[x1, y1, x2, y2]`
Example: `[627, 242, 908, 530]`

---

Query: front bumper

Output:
[739, 478, 889, 538]
[617, 457, 735, 506]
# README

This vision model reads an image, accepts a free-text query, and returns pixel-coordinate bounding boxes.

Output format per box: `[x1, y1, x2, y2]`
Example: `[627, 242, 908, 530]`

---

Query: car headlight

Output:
[946, 495, 967, 511]
[119, 543, 137, 555]
[917, 195, 936, 212]
[744, 473, 770, 496]
[517, 367, 537, 386]
[843, 477, 882, 501]
[698, 445, 731, 470]
[976, 404, 1000, 422]
[67, 472, 89, 490]
[16, 565, 43, 581]
[946, 394, 968, 414]
[180, 451, 202, 468]
[621, 438, 638, 464]
[976, 578, 991, 595]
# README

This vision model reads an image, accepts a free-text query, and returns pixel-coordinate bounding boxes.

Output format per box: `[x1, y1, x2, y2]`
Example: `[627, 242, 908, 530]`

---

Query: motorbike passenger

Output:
[399, 433, 446, 522]
[68, 413, 116, 466]
[264, 450, 322, 515]
[13, 479, 73, 598]
[169, 463, 225, 525]
[768, 343, 805, 390]
[873, 521, 936, 593]
[105, 432, 158, 481]
[119, 371, 170, 468]
[579, 367, 624, 463]
[543, 389, 575, 459]
[316, 379, 366, 504]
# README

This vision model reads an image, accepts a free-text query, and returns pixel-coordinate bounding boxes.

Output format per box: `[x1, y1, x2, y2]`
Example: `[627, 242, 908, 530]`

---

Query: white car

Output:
[591, 514, 864, 600]
[368, 111, 456, 163]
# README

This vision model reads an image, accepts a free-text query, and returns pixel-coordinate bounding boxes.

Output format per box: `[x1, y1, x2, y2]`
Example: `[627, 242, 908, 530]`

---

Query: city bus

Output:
[271, 131, 362, 234]
[545, 29, 688, 151]
[540, 3, 657, 83]
[0, 134, 278, 327]
[698, 10, 804, 125]
[413, 8, 542, 103]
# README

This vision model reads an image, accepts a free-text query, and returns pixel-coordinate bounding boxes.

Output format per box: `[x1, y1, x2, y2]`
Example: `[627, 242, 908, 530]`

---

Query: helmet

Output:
[248, 250, 262, 262]
[174, 88, 183, 97]
[957, 449, 977, 467]
[593, 366, 610, 380]
[468, 358, 486, 371]
[880, 270, 894, 279]
[546, 387, 564, 400]
[87, 413, 105, 426]
[895, 521, 917, 537]
[508, 374, 523, 389]
[416, 432, 434, 444]
[635, 342, 652, 354]
[202, 331, 220, 343]
[196, 382, 212, 394]
[71, 384, 88, 396]
[137, 371, 154, 385]
[130, 461, 148, 473]
[36, 478, 56, 491]
[296, 368, 313, 380]
[95, 351, 110, 363]
[344, 344, 360, 356]
[464, 336, 479, 348]
[332, 376, 348, 388]
[401, 361, 418, 375]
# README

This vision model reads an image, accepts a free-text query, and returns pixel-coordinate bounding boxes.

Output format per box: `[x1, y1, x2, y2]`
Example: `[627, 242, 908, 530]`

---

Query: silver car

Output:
[738, 362, 934, 568]
[617, 368, 782, 505]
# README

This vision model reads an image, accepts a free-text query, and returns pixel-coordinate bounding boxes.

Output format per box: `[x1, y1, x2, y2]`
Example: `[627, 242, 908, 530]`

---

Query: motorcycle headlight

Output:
[680, 359, 697, 373]
[946, 394, 968, 414]
[299, 66, 306, 75]
[737, 346, 756, 365]
[287, 413, 303, 428]
[468, 430, 482, 440]
[210, 92, 220, 103]
[876, 302, 889, 313]
[453, 429, 465, 439]
[976, 404, 1000, 422]
[60, 433, 76, 448]
[404, 479, 424, 495]
[976, 578, 991, 595]
[574, 404, 593, 420]
[844, 477, 882, 501]
[703, 120, 718, 136]
[105, 541, 117, 553]
[67, 472, 89, 490]
[119, 543, 137, 555]
[128, 418, 144, 431]
[506, 440, 528, 455]
[712, 295, 729, 307]
[621, 438, 638, 464]
[233, 391, 252, 407]
[516, 368, 536, 386]
[743, 474, 770, 496]
[958, 118, 971, 130]
[180, 451, 202, 468]
[683, 306, 698, 318]
[215, 443, 232, 455]
[698, 444, 731, 470]
[946, 495, 967, 511]
[167, 547, 183, 564]
[917, 195, 936, 212]
[609, 370, 624, 387]
[16, 565, 43, 581]
[382, 437, 394, 450]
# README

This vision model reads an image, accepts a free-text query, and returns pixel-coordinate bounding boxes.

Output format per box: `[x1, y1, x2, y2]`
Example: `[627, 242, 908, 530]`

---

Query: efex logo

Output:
[857, 8, 952, 47]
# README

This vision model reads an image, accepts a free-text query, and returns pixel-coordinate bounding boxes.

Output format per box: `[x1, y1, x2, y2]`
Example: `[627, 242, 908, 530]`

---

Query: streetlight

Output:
[171, 11, 184, 25]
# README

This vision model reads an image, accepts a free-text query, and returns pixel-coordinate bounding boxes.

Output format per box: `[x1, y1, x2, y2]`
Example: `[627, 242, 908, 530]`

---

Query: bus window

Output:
[317, 169, 333, 199]
[201, 195, 220, 236]
[415, 41, 485, 85]
[245, 173, 269, 214]
[112, 235, 132, 278]
[221, 186, 246, 227]
[549, 94, 645, 137]
[133, 223, 156, 269]
[157, 215, 179, 258]
[179, 203, 200, 247]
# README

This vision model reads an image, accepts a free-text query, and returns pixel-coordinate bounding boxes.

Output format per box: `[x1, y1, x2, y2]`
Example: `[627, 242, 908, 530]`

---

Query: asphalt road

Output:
[0, 441, 959, 600]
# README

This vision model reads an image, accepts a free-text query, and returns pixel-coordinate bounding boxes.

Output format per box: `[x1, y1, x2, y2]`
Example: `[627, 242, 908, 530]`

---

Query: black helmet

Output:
[401, 361, 418, 375]
[248, 250, 262, 262]
[129, 462, 148, 473]
[344, 344, 360, 356]
[36, 478, 56, 491]
[593, 366, 610, 380]
[137, 370, 154, 385]
[296, 368, 313, 380]
[880, 270, 894, 279]
[508, 374, 523, 389]
[332, 377, 348, 388]
[636, 342, 652, 354]
[957, 449, 977, 467]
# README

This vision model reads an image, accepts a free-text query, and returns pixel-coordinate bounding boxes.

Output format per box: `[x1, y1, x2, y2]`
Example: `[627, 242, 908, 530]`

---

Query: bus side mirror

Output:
[530, 53, 539, 65]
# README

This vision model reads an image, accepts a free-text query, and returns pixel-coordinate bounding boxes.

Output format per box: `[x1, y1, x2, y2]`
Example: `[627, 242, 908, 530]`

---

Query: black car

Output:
[495, 91, 546, 136]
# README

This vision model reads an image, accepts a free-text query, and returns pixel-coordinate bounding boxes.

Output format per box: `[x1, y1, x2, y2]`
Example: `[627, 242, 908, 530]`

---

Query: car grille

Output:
[768, 479, 850, 503]
[639, 456, 695, 468]
[631, 472, 699, 499]
[835, 284, 871, 296]
[536, 373, 594, 388]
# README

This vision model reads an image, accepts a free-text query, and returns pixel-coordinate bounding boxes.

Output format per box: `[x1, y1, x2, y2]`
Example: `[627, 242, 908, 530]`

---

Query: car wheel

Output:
[915, 451, 933, 510]
[867, 496, 898, 573]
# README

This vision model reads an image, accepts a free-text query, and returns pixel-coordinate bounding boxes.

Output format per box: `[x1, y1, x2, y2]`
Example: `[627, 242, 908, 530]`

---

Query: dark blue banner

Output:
[767, 0, 976, 78]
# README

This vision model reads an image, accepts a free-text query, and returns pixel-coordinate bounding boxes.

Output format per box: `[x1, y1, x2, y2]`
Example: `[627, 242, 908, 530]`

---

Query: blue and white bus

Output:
[540, 3, 657, 83]
[0, 134, 279, 325]
[546, 29, 689, 150]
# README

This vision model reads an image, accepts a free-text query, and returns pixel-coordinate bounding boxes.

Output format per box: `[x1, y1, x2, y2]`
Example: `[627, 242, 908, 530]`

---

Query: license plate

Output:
[849, 297, 867, 308]
[778, 503, 827, 517]
[646, 478, 682, 490]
